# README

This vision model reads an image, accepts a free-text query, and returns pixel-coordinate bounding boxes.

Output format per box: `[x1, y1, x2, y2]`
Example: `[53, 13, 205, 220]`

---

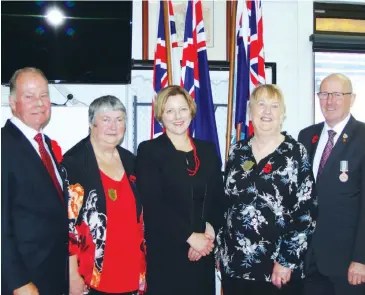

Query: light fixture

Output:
[45, 8, 65, 26]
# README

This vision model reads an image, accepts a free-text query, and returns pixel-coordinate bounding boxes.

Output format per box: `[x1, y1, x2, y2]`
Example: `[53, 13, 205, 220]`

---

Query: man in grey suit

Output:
[299, 73, 365, 295]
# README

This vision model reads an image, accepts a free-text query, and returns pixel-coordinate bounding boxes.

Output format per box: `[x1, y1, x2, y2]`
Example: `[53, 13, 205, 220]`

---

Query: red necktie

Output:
[317, 130, 336, 178]
[34, 133, 64, 203]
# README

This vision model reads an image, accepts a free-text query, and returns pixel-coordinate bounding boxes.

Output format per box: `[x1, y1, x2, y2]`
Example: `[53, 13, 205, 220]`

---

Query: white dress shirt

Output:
[10, 117, 63, 188]
[312, 114, 351, 180]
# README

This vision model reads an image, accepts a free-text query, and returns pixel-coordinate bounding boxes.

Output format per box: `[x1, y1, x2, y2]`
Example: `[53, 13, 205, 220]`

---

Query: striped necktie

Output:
[317, 130, 336, 177]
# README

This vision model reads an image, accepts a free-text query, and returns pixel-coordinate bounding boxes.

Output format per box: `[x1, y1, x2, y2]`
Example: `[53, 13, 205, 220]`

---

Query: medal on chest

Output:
[339, 160, 349, 183]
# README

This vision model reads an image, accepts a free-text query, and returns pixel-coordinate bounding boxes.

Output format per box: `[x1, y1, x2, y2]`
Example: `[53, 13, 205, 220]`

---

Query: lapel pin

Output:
[242, 160, 255, 172]
[342, 133, 348, 143]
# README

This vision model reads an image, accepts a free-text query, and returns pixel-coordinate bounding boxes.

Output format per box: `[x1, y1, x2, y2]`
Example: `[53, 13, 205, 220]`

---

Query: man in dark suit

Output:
[1, 67, 68, 295]
[299, 73, 365, 295]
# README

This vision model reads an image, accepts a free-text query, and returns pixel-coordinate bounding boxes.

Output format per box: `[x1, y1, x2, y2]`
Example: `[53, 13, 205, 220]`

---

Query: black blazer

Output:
[60, 135, 142, 287]
[298, 116, 365, 277]
[136, 133, 225, 246]
[61, 135, 142, 224]
[136, 134, 225, 295]
[1, 120, 68, 295]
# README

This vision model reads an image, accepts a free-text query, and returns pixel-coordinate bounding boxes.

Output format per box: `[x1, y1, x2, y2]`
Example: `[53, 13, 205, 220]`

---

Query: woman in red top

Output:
[61, 95, 146, 295]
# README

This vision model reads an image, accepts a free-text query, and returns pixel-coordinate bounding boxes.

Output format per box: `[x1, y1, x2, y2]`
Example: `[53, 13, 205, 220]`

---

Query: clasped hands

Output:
[271, 262, 292, 289]
[187, 222, 215, 262]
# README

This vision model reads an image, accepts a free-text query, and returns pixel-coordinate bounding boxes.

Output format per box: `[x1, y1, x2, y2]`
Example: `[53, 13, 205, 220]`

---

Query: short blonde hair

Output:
[154, 85, 197, 123]
[249, 84, 286, 119]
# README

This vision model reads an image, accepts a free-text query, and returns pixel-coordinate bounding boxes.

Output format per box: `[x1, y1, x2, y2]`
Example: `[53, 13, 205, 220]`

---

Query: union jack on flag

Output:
[151, 0, 180, 139]
[235, 0, 266, 139]
[181, 0, 221, 165]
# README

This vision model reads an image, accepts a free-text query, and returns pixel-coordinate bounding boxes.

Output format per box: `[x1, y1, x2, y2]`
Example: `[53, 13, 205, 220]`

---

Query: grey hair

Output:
[88, 95, 127, 125]
[9, 67, 48, 97]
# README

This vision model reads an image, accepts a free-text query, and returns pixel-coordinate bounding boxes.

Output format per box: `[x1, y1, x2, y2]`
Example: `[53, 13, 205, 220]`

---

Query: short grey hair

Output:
[9, 67, 48, 97]
[88, 95, 127, 125]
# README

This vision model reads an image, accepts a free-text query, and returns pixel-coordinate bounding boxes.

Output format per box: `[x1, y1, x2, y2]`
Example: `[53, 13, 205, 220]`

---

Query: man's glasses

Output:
[317, 92, 352, 101]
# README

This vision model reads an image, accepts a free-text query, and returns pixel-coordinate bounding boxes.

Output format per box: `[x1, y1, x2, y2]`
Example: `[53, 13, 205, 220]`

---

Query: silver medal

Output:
[339, 160, 348, 182]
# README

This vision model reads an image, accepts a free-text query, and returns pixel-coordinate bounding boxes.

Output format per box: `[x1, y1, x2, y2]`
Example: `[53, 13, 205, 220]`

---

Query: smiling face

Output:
[319, 74, 355, 128]
[90, 110, 126, 147]
[9, 71, 50, 131]
[249, 86, 286, 136]
[161, 94, 192, 137]
[250, 96, 283, 135]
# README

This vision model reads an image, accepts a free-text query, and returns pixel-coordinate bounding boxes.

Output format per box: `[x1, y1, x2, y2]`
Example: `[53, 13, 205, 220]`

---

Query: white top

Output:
[312, 114, 351, 179]
[10, 116, 63, 188]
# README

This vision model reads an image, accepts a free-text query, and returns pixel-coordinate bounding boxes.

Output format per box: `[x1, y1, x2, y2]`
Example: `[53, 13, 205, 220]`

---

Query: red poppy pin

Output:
[312, 135, 319, 144]
[51, 140, 63, 164]
[263, 163, 272, 174]
[129, 175, 136, 183]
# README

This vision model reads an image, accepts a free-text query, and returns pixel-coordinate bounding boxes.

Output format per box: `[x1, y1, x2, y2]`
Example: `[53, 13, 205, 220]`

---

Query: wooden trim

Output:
[163, 1, 173, 85]
[225, 0, 237, 162]
[142, 1, 149, 60]
[226, 1, 232, 61]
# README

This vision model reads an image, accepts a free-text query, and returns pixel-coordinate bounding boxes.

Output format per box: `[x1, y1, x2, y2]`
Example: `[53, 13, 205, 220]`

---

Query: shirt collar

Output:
[323, 113, 351, 136]
[10, 116, 43, 141]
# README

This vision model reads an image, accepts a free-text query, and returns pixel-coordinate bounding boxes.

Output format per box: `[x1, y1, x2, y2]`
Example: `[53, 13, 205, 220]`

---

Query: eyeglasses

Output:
[317, 92, 352, 101]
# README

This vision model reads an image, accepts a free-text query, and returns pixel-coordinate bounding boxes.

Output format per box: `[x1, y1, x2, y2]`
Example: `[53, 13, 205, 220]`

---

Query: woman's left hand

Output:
[272, 262, 292, 289]
[205, 222, 215, 240]
[188, 247, 202, 261]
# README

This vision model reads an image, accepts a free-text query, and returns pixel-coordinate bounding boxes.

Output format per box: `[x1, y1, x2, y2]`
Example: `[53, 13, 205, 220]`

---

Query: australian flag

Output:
[151, 0, 180, 138]
[181, 0, 221, 165]
[235, 0, 266, 139]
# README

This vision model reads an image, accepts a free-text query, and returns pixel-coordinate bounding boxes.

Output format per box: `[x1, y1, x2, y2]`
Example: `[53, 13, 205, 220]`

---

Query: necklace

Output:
[186, 137, 200, 177]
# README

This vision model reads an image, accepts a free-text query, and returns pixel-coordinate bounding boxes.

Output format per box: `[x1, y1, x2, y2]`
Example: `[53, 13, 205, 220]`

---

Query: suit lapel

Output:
[5, 120, 65, 207]
[45, 135, 68, 205]
[157, 133, 191, 181]
[83, 138, 107, 215]
[118, 148, 142, 221]
[310, 123, 324, 166]
[319, 116, 357, 179]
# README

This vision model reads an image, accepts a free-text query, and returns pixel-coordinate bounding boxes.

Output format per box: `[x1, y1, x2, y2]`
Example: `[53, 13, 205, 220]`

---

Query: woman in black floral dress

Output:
[217, 84, 317, 295]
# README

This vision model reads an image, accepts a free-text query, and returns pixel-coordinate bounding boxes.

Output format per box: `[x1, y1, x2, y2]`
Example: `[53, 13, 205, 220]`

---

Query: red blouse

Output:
[96, 170, 141, 293]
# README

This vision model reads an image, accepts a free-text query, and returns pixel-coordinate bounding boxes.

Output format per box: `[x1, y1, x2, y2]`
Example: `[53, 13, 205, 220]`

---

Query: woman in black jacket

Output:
[136, 86, 225, 295]
[62, 95, 145, 295]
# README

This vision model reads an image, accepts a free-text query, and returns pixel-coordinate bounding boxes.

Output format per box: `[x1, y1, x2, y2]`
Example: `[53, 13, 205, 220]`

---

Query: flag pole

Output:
[163, 1, 173, 86]
[236, 122, 242, 141]
[225, 0, 237, 162]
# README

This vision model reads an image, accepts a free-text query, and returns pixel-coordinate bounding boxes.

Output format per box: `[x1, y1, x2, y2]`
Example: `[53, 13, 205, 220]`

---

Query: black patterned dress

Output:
[217, 133, 317, 282]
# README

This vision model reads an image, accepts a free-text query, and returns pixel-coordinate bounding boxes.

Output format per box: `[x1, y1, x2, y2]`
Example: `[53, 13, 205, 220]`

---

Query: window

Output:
[312, 2, 365, 123]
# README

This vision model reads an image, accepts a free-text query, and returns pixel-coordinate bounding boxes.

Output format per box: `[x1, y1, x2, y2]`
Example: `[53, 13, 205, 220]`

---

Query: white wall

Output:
[263, 0, 314, 138]
[1, 84, 130, 152]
